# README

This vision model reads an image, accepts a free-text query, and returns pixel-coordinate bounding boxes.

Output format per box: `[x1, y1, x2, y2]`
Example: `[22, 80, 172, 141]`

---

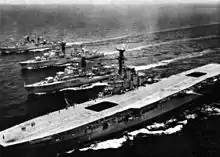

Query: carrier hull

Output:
[3, 80, 220, 157]
[1, 63, 220, 156]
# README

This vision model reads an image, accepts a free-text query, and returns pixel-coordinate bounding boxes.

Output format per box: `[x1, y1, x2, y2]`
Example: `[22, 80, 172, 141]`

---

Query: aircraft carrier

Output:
[1, 63, 220, 156]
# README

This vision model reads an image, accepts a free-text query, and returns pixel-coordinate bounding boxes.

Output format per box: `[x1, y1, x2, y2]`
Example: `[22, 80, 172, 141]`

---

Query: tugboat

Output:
[24, 57, 115, 94]
[19, 42, 105, 70]
[0, 35, 58, 55]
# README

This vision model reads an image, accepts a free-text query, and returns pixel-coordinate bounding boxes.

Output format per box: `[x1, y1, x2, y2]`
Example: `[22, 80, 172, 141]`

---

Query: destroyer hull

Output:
[2, 80, 220, 157]
[25, 75, 111, 94]
[19, 60, 60, 70]
[0, 45, 58, 56]
[19, 56, 100, 70]
[19, 58, 74, 70]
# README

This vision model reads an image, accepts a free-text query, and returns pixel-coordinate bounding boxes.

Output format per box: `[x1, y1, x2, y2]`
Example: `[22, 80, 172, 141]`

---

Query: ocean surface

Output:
[1, 4, 220, 157]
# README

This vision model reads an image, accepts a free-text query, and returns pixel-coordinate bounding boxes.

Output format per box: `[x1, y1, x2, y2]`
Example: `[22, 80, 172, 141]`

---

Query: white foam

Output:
[67, 22, 220, 47]
[60, 82, 108, 91]
[166, 118, 177, 124]
[80, 137, 127, 151]
[65, 149, 76, 154]
[80, 121, 185, 151]
[178, 120, 188, 125]
[185, 114, 197, 120]
[146, 122, 166, 130]
[34, 92, 47, 95]
[103, 35, 219, 56]
[79, 107, 201, 152]
[203, 106, 220, 115]
[128, 124, 184, 137]
[130, 49, 215, 71]
[212, 108, 220, 114]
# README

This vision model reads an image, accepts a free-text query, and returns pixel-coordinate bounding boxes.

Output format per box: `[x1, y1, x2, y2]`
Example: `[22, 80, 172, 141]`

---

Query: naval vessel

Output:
[19, 43, 104, 70]
[0, 35, 59, 55]
[24, 58, 115, 94]
[1, 62, 220, 156]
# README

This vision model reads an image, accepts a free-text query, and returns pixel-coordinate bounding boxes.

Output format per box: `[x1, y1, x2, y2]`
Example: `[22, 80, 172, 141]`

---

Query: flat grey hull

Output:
[25, 75, 111, 94]
[19, 60, 60, 70]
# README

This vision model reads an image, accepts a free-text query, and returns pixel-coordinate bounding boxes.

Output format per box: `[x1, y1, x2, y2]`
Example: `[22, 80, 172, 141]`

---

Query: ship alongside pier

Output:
[1, 63, 220, 156]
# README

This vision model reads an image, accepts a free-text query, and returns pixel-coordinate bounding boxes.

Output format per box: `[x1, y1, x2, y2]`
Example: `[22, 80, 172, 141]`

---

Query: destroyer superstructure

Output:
[0, 35, 58, 55]
[24, 59, 115, 94]
[19, 43, 104, 70]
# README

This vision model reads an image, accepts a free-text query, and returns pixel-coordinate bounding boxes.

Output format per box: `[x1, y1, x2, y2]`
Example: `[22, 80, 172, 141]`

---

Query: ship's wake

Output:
[75, 103, 220, 153]
[129, 48, 219, 71]
[104, 35, 219, 55]
[76, 109, 198, 152]
[67, 22, 220, 49]
[200, 104, 220, 116]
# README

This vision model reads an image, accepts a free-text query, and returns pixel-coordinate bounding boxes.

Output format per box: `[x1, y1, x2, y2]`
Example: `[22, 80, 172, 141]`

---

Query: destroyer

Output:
[19, 43, 104, 70]
[24, 58, 115, 94]
[0, 35, 58, 55]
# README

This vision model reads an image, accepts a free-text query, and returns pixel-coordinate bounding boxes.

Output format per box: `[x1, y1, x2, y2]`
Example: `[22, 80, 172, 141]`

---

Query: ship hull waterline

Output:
[25, 75, 112, 94]
[19, 57, 74, 70]
[2, 79, 220, 157]
[19, 55, 104, 70]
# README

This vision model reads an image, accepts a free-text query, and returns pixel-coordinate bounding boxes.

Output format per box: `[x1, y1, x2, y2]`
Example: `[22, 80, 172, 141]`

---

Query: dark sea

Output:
[1, 4, 220, 157]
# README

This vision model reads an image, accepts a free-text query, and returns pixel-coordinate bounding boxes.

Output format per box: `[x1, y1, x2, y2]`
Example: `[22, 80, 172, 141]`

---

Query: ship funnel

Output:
[61, 42, 66, 55]
[81, 57, 87, 69]
[116, 47, 126, 75]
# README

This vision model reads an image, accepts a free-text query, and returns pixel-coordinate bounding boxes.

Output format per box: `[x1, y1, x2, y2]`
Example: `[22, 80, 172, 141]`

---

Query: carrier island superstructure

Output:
[1, 54, 220, 155]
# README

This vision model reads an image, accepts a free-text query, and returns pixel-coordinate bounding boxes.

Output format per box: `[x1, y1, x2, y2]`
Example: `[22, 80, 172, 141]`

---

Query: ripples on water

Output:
[1, 24, 220, 157]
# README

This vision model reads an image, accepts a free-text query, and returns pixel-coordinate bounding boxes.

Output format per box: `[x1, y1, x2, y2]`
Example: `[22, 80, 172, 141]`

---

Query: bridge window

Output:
[86, 101, 118, 112]
[186, 72, 206, 77]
